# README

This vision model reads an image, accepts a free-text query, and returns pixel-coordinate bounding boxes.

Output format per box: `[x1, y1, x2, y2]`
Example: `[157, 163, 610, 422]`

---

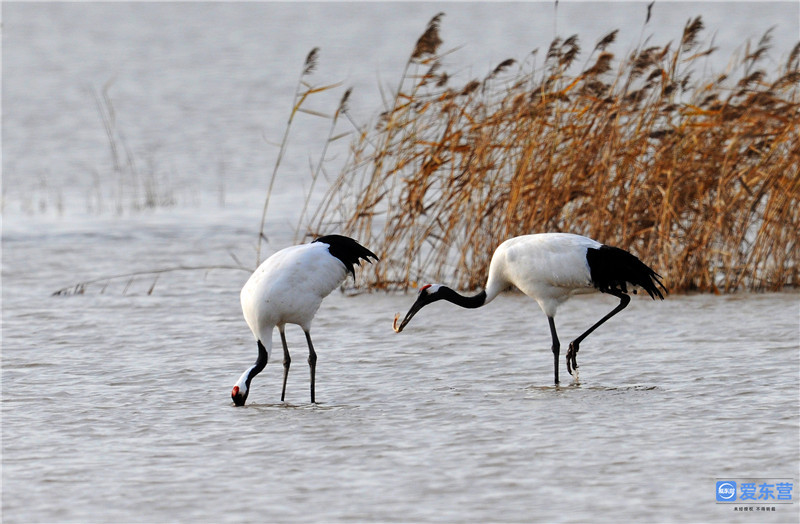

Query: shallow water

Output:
[4, 214, 799, 523]
[3, 3, 800, 523]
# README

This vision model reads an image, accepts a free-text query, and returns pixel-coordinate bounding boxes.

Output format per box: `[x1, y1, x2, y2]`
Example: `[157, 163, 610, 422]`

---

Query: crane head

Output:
[231, 384, 249, 406]
[393, 284, 442, 333]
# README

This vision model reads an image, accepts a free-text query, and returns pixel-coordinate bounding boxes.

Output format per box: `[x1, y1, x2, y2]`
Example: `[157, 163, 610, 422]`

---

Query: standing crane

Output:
[233, 235, 378, 406]
[393, 233, 666, 384]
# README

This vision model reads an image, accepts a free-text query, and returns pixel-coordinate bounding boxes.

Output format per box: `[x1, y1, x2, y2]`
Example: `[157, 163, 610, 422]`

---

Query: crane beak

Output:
[393, 298, 426, 333]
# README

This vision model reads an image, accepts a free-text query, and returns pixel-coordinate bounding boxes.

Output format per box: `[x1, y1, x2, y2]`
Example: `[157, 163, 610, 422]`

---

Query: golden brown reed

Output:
[305, 15, 800, 293]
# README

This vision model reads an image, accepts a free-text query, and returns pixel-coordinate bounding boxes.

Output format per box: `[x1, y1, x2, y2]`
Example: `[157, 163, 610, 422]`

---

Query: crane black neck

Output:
[437, 287, 487, 309]
[246, 340, 269, 386]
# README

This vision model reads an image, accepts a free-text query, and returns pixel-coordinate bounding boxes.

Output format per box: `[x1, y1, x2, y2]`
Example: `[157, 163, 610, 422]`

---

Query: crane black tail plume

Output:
[313, 235, 379, 279]
[587, 245, 667, 300]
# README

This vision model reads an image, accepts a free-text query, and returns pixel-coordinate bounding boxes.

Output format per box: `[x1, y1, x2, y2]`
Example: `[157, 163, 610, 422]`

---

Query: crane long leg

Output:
[548, 316, 561, 385]
[280, 328, 291, 402]
[304, 330, 317, 404]
[567, 290, 631, 375]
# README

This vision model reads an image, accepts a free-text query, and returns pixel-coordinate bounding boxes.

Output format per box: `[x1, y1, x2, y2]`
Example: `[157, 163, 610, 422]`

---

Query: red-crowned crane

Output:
[232, 235, 378, 406]
[393, 233, 666, 384]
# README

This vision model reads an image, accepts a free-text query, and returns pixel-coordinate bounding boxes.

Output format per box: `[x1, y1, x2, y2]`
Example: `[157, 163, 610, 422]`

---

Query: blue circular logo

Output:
[717, 481, 737, 501]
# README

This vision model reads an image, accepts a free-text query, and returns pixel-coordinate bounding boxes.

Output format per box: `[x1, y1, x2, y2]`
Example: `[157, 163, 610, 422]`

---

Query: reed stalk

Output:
[256, 48, 342, 265]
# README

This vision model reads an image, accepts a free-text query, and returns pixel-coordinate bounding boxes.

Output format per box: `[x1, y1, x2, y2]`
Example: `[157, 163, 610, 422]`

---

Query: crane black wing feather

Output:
[587, 245, 667, 300]
[313, 235, 379, 279]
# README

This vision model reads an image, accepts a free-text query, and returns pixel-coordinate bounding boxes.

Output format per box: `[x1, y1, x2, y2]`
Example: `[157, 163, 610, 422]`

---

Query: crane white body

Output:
[394, 233, 665, 384]
[484, 233, 602, 317]
[241, 242, 348, 342]
[232, 235, 377, 406]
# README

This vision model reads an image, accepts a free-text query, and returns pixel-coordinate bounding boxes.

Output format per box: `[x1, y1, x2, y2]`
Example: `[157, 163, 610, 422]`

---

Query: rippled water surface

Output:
[4, 213, 799, 523]
[3, 3, 799, 523]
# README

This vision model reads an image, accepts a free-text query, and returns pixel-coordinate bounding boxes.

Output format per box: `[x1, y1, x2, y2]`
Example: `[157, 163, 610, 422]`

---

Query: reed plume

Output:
[412, 12, 444, 59]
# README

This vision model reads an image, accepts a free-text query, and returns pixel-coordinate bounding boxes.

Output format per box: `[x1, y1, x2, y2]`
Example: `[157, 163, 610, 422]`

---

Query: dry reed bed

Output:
[307, 14, 799, 293]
